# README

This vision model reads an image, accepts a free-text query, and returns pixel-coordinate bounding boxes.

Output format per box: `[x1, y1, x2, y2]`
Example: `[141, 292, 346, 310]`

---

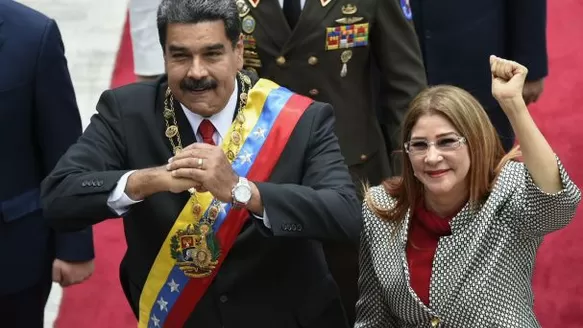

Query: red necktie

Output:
[198, 119, 216, 145]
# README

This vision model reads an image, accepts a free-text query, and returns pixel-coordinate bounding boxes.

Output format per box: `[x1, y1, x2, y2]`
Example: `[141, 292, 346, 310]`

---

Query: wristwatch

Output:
[231, 177, 252, 208]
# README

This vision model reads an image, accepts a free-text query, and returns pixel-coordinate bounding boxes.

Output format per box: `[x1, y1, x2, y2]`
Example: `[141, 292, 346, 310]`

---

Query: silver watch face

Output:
[234, 185, 252, 203]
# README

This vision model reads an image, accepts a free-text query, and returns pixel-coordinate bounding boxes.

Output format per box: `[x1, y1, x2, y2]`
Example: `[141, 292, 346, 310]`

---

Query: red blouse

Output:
[406, 204, 454, 306]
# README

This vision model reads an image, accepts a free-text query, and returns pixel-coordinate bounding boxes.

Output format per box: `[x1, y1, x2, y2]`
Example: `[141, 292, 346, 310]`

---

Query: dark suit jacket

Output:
[242, 0, 427, 184]
[0, 1, 94, 295]
[409, 0, 548, 149]
[40, 75, 361, 328]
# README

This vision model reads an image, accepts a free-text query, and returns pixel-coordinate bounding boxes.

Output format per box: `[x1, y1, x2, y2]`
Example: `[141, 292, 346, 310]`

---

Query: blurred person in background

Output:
[129, 0, 165, 81]
[408, 0, 547, 151]
[0, 1, 95, 327]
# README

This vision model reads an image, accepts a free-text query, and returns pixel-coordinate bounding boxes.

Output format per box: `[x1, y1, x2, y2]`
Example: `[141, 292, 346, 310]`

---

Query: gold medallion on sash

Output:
[161, 72, 251, 278]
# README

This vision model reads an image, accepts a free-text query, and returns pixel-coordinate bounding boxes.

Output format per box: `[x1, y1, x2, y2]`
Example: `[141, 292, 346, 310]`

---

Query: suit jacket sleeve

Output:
[371, 0, 427, 156]
[253, 104, 362, 245]
[40, 88, 130, 232]
[507, 0, 548, 81]
[35, 19, 94, 261]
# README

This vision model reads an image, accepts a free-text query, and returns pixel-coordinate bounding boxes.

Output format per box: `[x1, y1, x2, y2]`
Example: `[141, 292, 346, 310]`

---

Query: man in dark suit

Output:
[409, 0, 547, 151]
[236, 1, 426, 320]
[40, 0, 361, 327]
[0, 1, 95, 327]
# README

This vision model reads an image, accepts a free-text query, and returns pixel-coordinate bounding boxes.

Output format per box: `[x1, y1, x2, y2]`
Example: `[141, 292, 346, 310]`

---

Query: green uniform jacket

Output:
[238, 0, 426, 184]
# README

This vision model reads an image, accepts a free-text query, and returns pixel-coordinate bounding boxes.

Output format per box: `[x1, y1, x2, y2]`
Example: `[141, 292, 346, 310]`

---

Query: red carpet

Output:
[530, 1, 583, 327]
[55, 2, 583, 327]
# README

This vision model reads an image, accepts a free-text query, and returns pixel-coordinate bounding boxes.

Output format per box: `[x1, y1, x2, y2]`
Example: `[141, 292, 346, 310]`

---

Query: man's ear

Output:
[235, 35, 244, 70]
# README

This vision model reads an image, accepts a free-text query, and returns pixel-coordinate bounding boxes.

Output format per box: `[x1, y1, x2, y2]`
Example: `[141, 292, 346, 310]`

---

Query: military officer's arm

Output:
[371, 0, 426, 158]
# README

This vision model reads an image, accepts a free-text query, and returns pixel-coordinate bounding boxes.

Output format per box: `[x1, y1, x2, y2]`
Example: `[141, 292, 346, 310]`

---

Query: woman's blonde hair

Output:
[367, 85, 520, 222]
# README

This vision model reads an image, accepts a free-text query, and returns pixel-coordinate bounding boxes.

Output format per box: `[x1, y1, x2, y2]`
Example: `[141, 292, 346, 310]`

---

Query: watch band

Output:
[231, 177, 251, 208]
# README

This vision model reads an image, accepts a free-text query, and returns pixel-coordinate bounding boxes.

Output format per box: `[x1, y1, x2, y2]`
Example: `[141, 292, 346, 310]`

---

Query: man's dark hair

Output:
[157, 0, 242, 51]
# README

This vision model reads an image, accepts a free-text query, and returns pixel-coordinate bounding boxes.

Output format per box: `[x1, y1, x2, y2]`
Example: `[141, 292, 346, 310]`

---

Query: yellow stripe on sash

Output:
[138, 79, 280, 326]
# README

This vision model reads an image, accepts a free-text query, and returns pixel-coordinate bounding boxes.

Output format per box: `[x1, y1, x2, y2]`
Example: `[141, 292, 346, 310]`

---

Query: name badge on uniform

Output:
[325, 23, 369, 51]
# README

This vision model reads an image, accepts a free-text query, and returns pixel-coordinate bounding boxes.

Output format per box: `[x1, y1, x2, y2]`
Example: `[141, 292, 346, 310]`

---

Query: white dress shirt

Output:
[277, 0, 306, 9]
[106, 80, 271, 228]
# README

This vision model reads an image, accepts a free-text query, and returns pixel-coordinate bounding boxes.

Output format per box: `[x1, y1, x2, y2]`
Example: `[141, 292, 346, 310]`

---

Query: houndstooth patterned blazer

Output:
[355, 158, 581, 328]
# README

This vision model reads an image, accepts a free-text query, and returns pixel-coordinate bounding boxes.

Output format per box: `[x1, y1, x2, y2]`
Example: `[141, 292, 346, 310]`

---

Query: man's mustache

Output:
[180, 78, 218, 92]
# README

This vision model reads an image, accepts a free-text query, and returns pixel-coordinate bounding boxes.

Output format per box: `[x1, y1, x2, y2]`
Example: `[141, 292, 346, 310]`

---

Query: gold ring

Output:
[197, 158, 203, 169]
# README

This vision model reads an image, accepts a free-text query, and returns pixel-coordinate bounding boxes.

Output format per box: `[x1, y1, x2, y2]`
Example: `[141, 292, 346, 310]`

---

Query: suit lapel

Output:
[398, 209, 438, 313]
[249, 0, 291, 51]
[282, 0, 338, 53]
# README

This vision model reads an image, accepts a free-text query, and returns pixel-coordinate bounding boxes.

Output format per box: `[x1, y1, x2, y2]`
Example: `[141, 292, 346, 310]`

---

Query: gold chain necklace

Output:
[163, 72, 252, 221]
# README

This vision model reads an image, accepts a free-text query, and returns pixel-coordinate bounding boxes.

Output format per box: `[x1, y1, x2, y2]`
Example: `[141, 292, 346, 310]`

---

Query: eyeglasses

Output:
[404, 136, 466, 155]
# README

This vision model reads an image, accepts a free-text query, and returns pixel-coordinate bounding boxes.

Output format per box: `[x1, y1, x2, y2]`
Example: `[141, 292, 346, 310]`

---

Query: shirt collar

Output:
[180, 78, 238, 142]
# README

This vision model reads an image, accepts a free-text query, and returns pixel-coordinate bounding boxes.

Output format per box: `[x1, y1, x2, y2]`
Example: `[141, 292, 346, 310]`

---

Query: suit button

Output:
[425, 30, 432, 39]
[219, 295, 228, 303]
[309, 89, 319, 96]
[308, 56, 318, 65]
[360, 154, 368, 161]
[276, 56, 286, 66]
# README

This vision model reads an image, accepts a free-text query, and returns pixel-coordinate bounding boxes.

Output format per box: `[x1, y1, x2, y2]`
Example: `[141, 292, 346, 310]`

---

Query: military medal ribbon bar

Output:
[138, 79, 313, 328]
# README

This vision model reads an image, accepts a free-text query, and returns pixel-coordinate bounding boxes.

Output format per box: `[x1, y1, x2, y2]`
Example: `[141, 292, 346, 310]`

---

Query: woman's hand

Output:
[490, 55, 528, 105]
[489, 56, 562, 195]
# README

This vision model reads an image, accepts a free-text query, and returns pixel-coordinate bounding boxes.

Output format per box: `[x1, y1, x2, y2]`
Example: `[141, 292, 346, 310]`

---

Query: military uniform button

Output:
[308, 56, 318, 65]
[219, 295, 228, 303]
[360, 154, 368, 161]
[276, 56, 286, 66]
[308, 89, 319, 96]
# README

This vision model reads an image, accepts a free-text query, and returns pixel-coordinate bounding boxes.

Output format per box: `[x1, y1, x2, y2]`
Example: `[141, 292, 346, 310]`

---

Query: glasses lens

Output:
[436, 137, 461, 150]
[408, 140, 428, 153]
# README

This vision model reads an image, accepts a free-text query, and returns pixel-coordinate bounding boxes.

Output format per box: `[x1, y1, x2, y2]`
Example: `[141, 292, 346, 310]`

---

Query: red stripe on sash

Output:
[163, 94, 313, 327]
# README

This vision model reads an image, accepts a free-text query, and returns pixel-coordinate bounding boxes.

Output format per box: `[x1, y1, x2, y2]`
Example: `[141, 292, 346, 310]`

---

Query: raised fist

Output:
[490, 55, 529, 102]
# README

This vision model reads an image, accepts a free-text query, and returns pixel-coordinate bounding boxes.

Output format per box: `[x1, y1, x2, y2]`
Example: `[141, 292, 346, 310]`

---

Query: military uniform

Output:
[236, 0, 426, 324]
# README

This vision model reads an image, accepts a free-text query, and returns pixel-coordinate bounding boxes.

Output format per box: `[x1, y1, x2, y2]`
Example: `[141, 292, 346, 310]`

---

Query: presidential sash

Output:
[138, 79, 313, 328]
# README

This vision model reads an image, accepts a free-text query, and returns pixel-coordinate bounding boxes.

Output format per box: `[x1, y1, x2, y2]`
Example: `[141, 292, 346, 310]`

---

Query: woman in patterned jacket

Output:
[355, 56, 581, 327]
